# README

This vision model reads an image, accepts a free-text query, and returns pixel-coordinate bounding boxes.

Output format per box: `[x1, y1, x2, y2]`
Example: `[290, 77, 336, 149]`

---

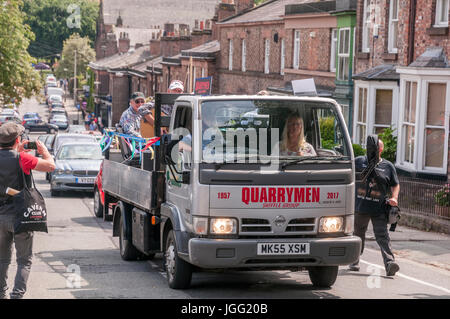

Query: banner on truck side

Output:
[210, 185, 346, 209]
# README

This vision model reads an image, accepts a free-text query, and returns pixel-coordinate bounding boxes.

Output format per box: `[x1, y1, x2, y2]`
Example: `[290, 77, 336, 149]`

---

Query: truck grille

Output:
[286, 218, 316, 232]
[241, 218, 271, 232]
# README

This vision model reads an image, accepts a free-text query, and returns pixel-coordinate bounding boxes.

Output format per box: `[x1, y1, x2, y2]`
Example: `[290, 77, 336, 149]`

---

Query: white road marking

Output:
[359, 259, 450, 294]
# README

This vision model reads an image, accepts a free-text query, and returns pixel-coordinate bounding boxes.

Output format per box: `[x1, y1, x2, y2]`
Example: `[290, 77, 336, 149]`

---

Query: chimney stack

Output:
[118, 32, 130, 53]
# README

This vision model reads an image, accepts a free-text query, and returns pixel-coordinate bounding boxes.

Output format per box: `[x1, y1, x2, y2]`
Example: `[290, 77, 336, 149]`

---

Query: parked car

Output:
[46, 87, 64, 98]
[1, 108, 20, 118]
[0, 115, 21, 126]
[23, 119, 59, 134]
[67, 125, 86, 133]
[23, 112, 41, 121]
[49, 115, 69, 130]
[47, 95, 63, 107]
[36, 134, 55, 157]
[50, 142, 103, 196]
[49, 108, 68, 118]
[49, 133, 98, 156]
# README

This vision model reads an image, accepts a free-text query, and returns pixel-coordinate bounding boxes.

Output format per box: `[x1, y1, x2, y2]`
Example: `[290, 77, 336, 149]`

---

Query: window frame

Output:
[337, 28, 351, 81]
[353, 81, 399, 148]
[362, 0, 371, 53]
[241, 39, 246, 72]
[293, 30, 300, 70]
[330, 29, 337, 72]
[435, 0, 449, 27]
[388, 0, 399, 53]
[228, 39, 233, 71]
[264, 38, 270, 74]
[280, 38, 285, 75]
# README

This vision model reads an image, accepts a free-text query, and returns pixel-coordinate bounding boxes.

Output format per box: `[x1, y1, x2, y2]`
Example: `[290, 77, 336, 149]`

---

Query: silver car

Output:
[50, 142, 103, 196]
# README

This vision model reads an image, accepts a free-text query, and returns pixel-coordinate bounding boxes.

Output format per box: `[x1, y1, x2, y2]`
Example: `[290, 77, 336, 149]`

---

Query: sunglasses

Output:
[135, 99, 145, 104]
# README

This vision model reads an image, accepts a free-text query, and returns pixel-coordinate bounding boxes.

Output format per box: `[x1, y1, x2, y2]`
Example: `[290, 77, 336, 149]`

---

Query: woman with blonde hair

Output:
[280, 114, 316, 156]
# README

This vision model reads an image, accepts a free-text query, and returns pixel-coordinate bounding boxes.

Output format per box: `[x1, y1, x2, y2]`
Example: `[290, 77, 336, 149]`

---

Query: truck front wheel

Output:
[308, 266, 339, 288]
[165, 230, 192, 289]
[119, 213, 140, 261]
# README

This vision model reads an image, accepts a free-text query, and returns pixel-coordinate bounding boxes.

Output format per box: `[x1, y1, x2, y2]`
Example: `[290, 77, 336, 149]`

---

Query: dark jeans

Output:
[354, 212, 395, 269]
[0, 215, 34, 299]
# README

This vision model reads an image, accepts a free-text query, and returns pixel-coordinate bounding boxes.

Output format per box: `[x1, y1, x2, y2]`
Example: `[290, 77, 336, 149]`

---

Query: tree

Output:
[55, 33, 96, 82]
[0, 0, 41, 104]
[22, 0, 99, 58]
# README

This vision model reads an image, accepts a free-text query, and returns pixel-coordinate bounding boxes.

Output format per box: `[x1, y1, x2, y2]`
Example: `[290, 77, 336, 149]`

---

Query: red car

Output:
[93, 161, 105, 218]
[93, 161, 117, 218]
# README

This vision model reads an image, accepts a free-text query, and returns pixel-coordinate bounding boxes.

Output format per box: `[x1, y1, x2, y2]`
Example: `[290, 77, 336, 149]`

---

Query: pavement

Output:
[365, 223, 450, 273]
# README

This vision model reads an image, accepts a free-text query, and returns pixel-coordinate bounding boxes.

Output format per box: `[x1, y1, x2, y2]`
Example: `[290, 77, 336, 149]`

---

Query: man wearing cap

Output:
[0, 123, 55, 299]
[119, 92, 152, 137]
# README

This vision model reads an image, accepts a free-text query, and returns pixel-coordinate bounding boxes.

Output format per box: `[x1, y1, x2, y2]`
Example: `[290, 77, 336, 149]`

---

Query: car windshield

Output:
[55, 136, 96, 151]
[198, 99, 351, 163]
[57, 144, 103, 160]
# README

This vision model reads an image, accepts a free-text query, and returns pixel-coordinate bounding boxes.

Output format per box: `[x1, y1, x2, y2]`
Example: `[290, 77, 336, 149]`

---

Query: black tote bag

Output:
[13, 157, 48, 234]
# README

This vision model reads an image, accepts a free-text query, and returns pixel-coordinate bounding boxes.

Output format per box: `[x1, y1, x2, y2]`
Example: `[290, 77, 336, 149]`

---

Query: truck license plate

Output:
[76, 177, 95, 184]
[257, 243, 310, 255]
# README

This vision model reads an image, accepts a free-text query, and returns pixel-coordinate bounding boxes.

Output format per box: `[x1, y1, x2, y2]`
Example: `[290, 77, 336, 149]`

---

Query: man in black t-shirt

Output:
[350, 136, 400, 276]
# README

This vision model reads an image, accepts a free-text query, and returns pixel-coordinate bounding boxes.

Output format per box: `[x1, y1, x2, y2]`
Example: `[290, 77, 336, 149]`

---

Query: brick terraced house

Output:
[353, 0, 450, 229]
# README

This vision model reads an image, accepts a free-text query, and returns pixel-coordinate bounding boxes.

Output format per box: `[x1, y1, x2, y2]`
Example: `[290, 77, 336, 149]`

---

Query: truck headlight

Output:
[319, 216, 344, 233]
[193, 217, 208, 235]
[210, 218, 237, 235]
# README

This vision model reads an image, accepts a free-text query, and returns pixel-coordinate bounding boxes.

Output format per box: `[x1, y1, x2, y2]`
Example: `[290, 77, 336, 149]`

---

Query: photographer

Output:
[0, 122, 55, 299]
[350, 135, 400, 276]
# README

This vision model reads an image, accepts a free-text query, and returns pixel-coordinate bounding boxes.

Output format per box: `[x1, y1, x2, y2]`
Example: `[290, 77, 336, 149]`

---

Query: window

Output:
[402, 81, 417, 165]
[435, 0, 449, 27]
[356, 87, 368, 146]
[388, 0, 399, 53]
[264, 39, 270, 74]
[337, 28, 350, 81]
[228, 39, 233, 71]
[330, 29, 337, 72]
[424, 83, 447, 168]
[373, 89, 393, 134]
[201, 67, 206, 78]
[241, 39, 246, 72]
[293, 30, 300, 69]
[362, 0, 371, 52]
[280, 38, 285, 75]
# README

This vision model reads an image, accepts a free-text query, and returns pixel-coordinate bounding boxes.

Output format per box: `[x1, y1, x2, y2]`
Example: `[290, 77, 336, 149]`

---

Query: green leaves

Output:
[22, 0, 99, 58]
[379, 126, 397, 163]
[55, 33, 96, 80]
[0, 0, 41, 104]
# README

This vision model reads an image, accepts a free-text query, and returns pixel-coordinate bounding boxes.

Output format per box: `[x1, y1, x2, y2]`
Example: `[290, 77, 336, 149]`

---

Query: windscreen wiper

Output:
[281, 155, 350, 170]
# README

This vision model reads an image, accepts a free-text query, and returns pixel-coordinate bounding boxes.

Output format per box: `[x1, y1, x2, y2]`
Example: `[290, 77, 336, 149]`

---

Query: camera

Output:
[25, 141, 37, 150]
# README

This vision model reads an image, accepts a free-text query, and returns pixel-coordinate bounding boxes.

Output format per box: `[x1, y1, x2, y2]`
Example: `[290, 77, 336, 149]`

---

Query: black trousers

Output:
[354, 212, 395, 269]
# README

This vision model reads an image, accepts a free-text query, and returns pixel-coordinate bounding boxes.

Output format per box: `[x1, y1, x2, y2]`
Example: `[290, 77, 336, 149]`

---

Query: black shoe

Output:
[386, 262, 399, 276]
[348, 262, 360, 271]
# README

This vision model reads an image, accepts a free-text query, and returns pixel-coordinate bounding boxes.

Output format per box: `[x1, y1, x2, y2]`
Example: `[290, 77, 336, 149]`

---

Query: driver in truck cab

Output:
[279, 113, 316, 157]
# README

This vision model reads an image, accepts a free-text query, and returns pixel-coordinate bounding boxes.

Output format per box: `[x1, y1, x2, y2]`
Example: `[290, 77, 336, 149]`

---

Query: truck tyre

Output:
[308, 266, 339, 287]
[93, 187, 103, 218]
[119, 212, 140, 261]
[165, 230, 192, 289]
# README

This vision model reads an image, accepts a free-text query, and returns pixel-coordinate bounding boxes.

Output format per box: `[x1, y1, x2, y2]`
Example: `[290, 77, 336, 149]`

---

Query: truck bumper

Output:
[188, 236, 361, 269]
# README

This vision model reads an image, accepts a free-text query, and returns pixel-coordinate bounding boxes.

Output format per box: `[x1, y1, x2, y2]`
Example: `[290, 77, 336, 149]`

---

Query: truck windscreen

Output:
[197, 100, 351, 164]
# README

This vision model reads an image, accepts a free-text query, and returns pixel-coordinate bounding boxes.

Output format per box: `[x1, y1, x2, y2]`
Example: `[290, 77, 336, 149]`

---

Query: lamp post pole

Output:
[74, 50, 80, 123]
